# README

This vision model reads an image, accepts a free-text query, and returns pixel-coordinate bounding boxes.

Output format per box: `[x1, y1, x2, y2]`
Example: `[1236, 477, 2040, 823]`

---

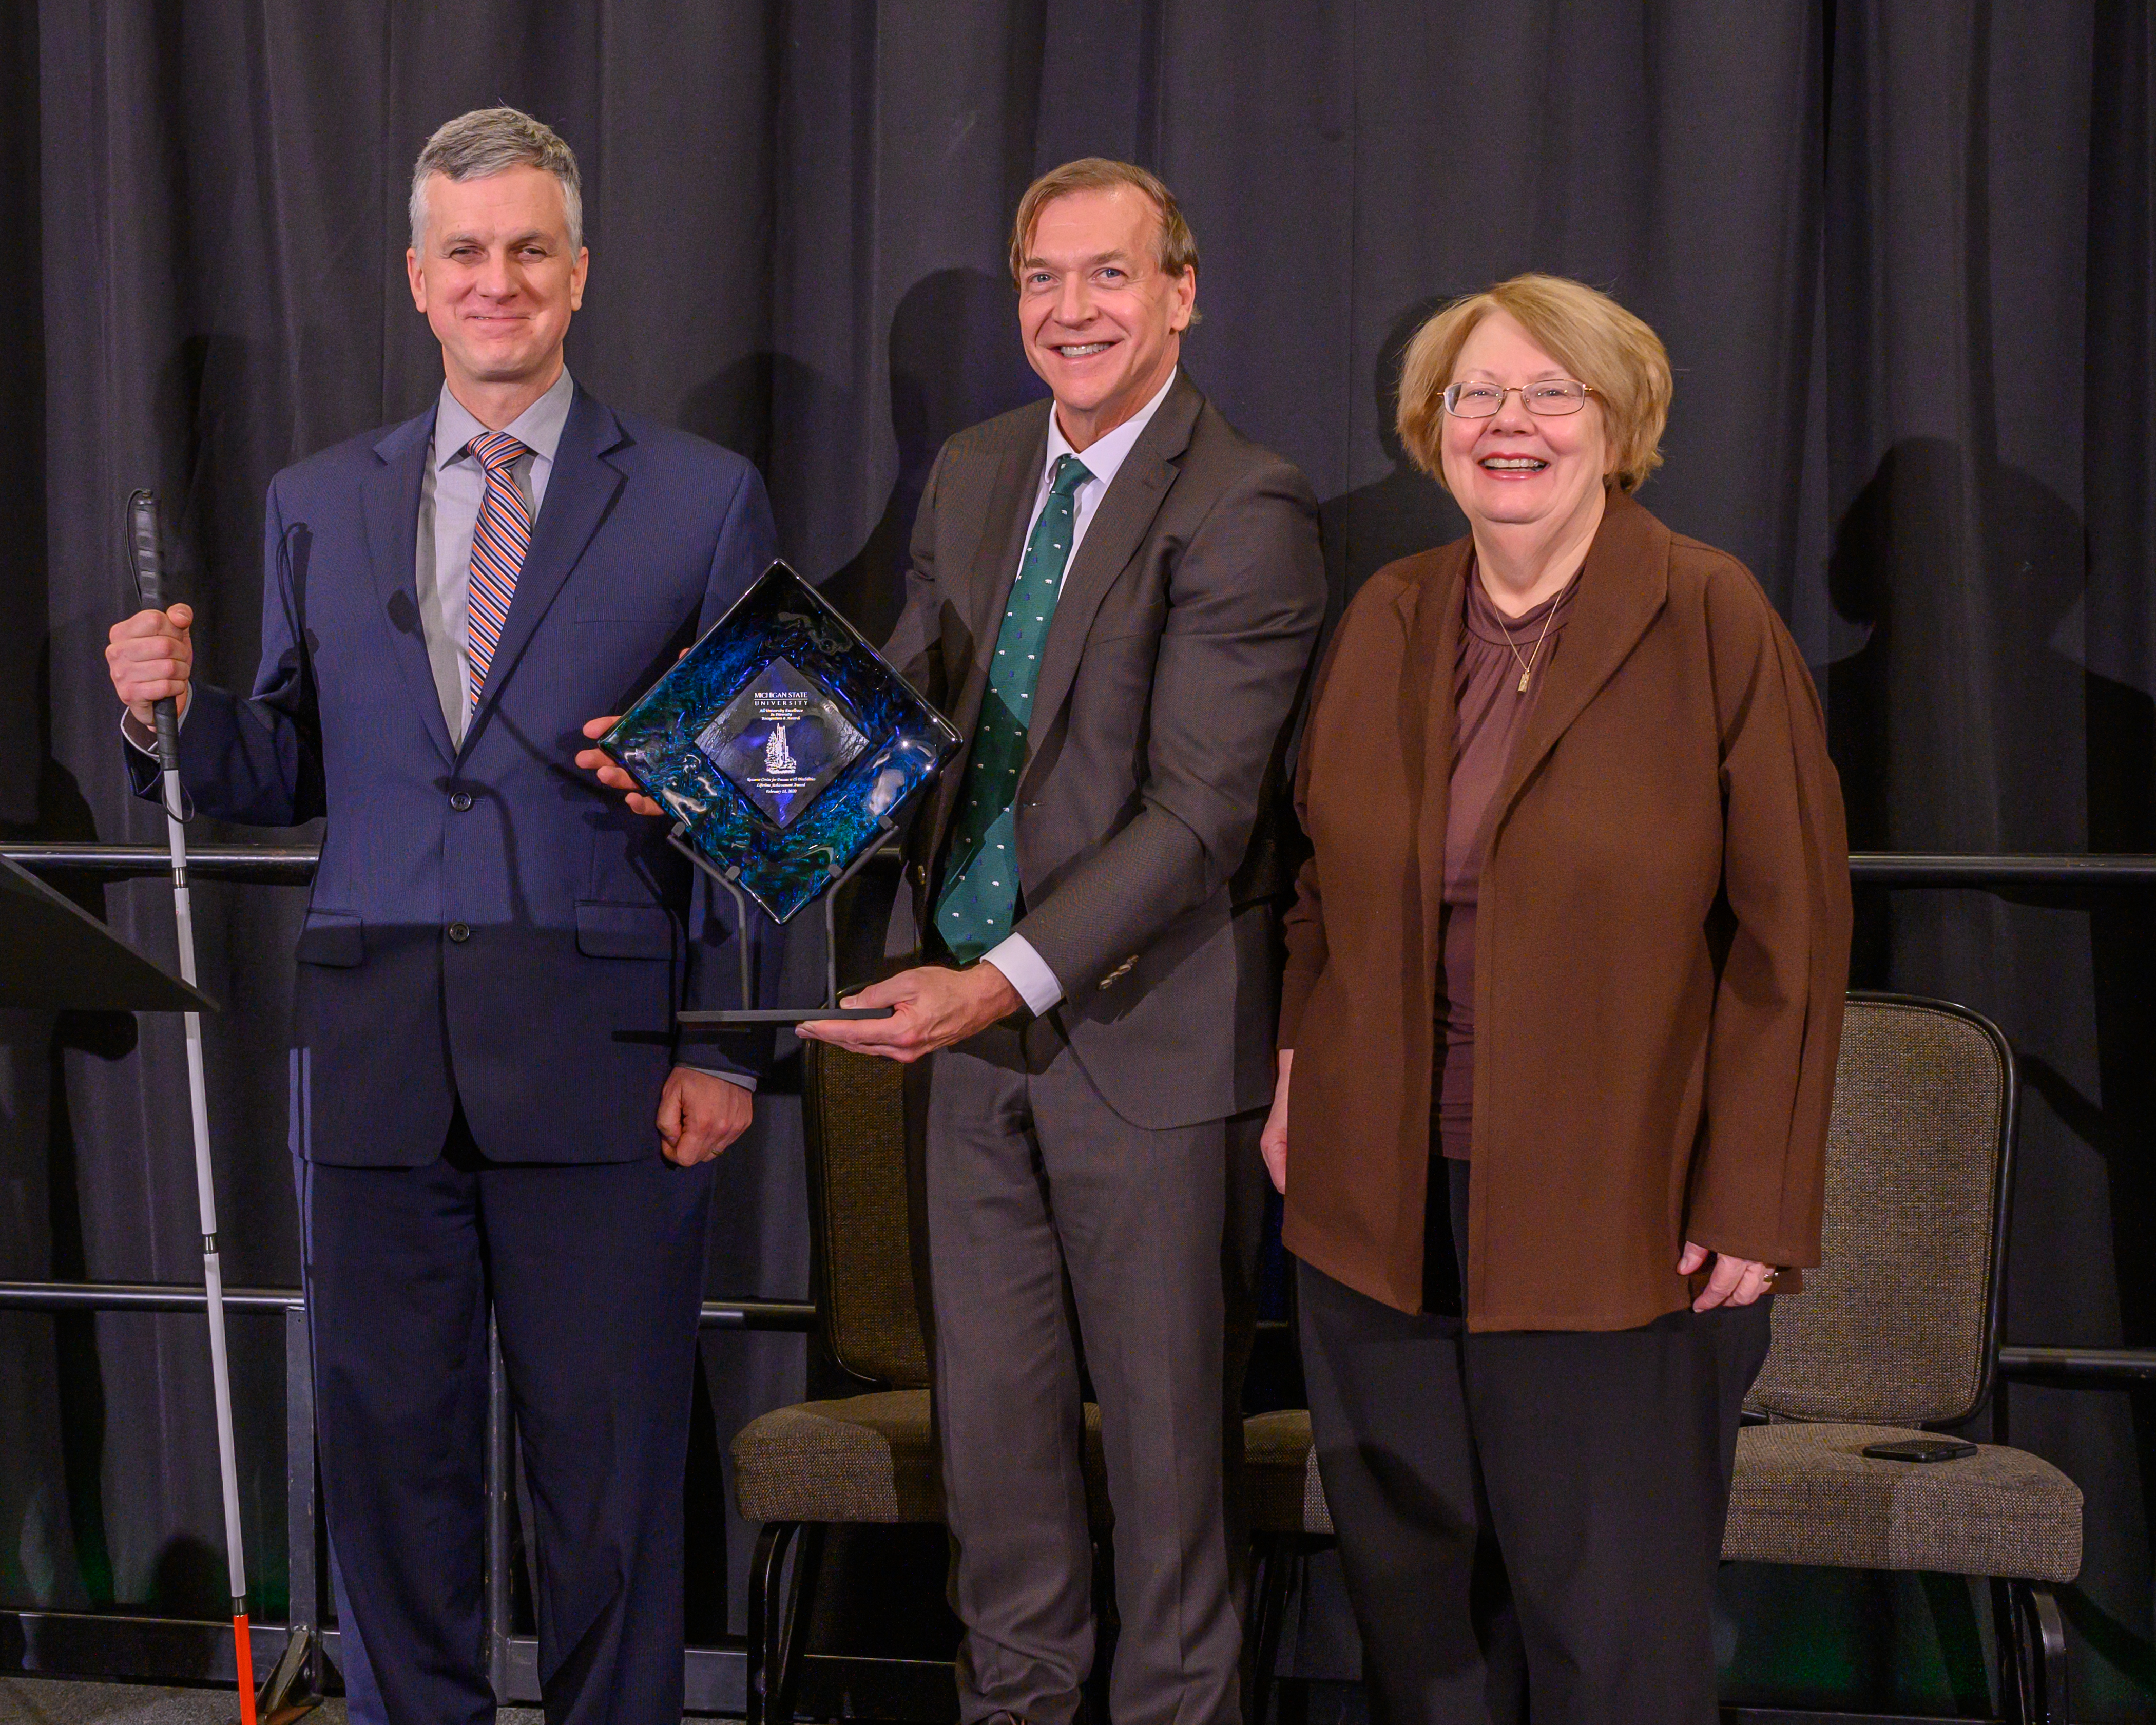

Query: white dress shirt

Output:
[981, 368, 1179, 1015]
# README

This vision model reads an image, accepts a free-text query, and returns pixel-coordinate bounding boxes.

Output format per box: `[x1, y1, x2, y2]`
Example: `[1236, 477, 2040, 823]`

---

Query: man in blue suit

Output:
[105, 107, 773, 1725]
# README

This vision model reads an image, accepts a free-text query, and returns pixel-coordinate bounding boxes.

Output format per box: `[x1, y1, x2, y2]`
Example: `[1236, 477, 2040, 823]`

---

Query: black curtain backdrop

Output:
[2, 0, 2152, 1714]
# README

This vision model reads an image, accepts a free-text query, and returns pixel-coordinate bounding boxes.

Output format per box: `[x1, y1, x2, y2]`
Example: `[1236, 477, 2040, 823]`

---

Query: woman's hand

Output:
[1679, 1241, 1778, 1311]
[1260, 1049, 1293, 1194]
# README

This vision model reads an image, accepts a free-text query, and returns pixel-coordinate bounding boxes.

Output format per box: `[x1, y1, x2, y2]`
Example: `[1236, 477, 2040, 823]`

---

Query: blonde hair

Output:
[1009, 158, 1199, 285]
[1395, 274, 1672, 492]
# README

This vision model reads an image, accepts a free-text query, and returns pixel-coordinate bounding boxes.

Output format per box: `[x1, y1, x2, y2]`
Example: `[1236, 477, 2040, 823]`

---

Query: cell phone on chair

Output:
[1861, 1436, 1978, 1463]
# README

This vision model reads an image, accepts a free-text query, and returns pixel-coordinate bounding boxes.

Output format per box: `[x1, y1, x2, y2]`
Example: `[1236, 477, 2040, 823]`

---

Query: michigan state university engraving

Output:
[695, 656, 868, 828]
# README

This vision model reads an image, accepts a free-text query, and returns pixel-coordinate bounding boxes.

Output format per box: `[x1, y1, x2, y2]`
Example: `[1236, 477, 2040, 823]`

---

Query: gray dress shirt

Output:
[420, 367, 575, 745]
[120, 367, 575, 752]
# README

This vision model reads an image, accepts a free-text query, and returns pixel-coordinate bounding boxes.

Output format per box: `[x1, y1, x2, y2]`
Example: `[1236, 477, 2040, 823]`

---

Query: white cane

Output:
[128, 489, 260, 1725]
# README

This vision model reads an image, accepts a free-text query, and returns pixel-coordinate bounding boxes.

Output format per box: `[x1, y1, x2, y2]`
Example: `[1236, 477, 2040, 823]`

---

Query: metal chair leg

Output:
[771, 1522, 826, 1725]
[1994, 1576, 2071, 1725]
[745, 1522, 800, 1725]
[1242, 1536, 1297, 1725]
[1990, 1576, 2018, 1723]
[1240, 1537, 1269, 1716]
[2018, 1579, 2069, 1725]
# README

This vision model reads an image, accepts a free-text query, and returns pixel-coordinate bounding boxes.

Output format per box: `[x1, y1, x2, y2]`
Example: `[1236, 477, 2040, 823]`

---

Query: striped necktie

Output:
[933, 452, 1092, 962]
[464, 430, 533, 707]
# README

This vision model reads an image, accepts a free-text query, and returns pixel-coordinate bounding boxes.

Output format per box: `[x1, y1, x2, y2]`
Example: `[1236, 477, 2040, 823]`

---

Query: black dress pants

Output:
[303, 1105, 716, 1725]
[1295, 1160, 1771, 1725]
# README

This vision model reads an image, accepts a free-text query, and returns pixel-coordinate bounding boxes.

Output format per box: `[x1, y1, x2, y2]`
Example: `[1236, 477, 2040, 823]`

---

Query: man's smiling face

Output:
[1016, 185, 1195, 451]
[407, 165, 587, 400]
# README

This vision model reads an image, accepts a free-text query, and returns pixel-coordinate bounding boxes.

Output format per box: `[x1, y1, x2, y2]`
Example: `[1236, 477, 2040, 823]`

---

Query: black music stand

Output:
[0, 854, 211, 1012]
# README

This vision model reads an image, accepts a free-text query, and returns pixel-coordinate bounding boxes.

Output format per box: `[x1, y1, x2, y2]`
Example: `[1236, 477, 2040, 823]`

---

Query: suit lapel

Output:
[1489, 489, 1669, 830]
[461, 387, 627, 750]
[947, 426, 1045, 730]
[363, 408, 456, 768]
[962, 426, 1049, 651]
[926, 410, 1048, 863]
[1402, 544, 1469, 981]
[1023, 376, 1201, 759]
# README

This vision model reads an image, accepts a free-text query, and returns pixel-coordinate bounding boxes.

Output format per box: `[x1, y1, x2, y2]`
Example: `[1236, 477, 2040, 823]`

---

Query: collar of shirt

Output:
[1028, 369, 1179, 591]
[432, 364, 576, 504]
[413, 366, 576, 745]
[1038, 365, 1178, 507]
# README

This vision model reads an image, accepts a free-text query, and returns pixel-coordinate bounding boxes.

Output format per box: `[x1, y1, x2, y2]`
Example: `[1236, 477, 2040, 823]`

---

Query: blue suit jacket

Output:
[130, 384, 778, 1167]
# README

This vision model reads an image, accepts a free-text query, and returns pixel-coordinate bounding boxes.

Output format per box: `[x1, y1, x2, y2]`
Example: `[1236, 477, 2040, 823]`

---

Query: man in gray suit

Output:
[799, 159, 1326, 1725]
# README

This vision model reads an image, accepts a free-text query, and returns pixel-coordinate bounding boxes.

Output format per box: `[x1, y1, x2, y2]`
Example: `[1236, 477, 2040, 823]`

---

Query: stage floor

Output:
[0, 1679, 553, 1724]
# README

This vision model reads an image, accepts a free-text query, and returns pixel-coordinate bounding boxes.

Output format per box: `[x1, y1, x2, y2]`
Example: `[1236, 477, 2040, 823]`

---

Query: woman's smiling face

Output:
[1438, 309, 1612, 536]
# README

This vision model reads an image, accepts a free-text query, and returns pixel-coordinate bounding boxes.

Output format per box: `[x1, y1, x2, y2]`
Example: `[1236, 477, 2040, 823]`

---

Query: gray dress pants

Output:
[921, 1032, 1265, 1725]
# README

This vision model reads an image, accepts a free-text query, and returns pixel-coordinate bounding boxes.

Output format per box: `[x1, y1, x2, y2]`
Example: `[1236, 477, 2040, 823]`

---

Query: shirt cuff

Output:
[121, 696, 189, 755]
[687, 1065, 758, 1092]
[983, 934, 1064, 1015]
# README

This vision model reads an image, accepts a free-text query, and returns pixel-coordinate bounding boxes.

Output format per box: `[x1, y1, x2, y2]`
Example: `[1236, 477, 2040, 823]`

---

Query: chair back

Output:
[803, 1041, 931, 1389]
[1745, 993, 2016, 1428]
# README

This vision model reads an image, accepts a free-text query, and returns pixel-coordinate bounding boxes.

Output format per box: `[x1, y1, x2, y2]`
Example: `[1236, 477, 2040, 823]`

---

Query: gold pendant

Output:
[1517, 670, 1531, 693]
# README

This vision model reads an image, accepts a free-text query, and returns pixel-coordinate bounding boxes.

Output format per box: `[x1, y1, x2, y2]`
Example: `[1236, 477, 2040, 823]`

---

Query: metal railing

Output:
[14, 836, 2156, 1403]
[0, 1277, 812, 1705]
[15, 840, 2156, 888]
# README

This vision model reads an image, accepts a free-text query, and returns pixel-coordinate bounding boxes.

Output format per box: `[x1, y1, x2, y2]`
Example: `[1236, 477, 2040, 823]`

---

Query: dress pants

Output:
[302, 1103, 715, 1725]
[1296, 1159, 1771, 1725]
[923, 1032, 1265, 1725]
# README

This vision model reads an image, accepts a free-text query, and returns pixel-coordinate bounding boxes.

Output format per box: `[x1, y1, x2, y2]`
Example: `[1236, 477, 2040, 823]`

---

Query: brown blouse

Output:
[1435, 566, 1577, 1157]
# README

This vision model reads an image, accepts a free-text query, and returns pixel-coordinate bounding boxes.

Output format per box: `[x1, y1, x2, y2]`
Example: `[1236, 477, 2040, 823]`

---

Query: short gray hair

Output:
[408, 106, 584, 253]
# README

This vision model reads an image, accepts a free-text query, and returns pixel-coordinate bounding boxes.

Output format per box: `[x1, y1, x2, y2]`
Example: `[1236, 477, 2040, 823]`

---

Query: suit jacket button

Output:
[447, 922, 472, 943]
[449, 791, 473, 812]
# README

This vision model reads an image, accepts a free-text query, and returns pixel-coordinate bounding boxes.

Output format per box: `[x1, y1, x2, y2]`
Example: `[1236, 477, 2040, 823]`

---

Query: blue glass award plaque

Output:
[601, 561, 959, 1024]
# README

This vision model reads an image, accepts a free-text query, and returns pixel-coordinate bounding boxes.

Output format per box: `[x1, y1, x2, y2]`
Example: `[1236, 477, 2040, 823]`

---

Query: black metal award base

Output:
[668, 820, 896, 1026]
[600, 562, 960, 1030]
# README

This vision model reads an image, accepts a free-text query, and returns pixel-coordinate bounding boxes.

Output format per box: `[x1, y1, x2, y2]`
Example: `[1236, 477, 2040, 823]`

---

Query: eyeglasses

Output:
[1442, 380, 1597, 418]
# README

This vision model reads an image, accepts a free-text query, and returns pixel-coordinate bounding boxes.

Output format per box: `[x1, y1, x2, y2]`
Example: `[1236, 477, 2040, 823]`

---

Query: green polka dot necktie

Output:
[934, 453, 1093, 962]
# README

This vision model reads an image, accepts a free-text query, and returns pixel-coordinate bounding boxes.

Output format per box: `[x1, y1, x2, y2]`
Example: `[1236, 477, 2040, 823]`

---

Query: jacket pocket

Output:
[295, 908, 364, 967]
[575, 900, 678, 959]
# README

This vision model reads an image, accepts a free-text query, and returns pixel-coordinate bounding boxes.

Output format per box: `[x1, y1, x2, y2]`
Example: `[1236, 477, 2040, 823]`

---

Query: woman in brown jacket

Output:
[1261, 275, 1850, 1725]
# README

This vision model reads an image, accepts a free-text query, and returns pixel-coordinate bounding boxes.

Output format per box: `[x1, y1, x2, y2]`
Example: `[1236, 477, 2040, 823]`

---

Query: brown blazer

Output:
[1278, 490, 1851, 1330]
[888, 371, 1327, 1127]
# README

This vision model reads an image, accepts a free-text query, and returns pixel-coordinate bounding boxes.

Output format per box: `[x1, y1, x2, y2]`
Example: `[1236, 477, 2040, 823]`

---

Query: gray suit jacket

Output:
[887, 371, 1326, 1129]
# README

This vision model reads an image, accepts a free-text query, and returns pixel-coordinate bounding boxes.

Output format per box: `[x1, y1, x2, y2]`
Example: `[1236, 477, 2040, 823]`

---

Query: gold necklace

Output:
[1495, 591, 1562, 693]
